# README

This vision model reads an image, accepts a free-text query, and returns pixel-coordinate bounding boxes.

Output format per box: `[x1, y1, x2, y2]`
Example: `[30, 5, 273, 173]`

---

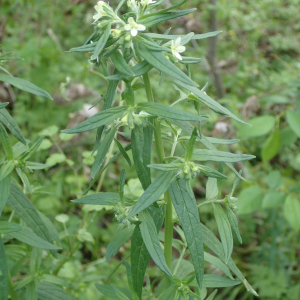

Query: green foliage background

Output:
[1, 0, 300, 299]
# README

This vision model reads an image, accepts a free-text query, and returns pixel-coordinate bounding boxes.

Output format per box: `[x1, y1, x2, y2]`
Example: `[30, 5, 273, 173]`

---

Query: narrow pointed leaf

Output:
[0, 123, 13, 160]
[0, 161, 15, 182]
[204, 252, 233, 280]
[16, 168, 32, 194]
[114, 139, 132, 167]
[225, 207, 242, 244]
[38, 212, 61, 246]
[61, 106, 127, 134]
[95, 284, 133, 300]
[168, 178, 204, 288]
[0, 102, 8, 109]
[37, 282, 76, 300]
[206, 289, 218, 300]
[137, 102, 207, 122]
[139, 210, 172, 277]
[127, 171, 175, 218]
[91, 127, 117, 178]
[91, 24, 111, 60]
[0, 73, 52, 100]
[206, 137, 239, 145]
[19, 135, 44, 161]
[72, 192, 120, 206]
[26, 162, 51, 170]
[0, 221, 22, 234]
[125, 262, 139, 300]
[111, 51, 135, 76]
[0, 174, 11, 216]
[0, 236, 8, 300]
[0, 109, 26, 144]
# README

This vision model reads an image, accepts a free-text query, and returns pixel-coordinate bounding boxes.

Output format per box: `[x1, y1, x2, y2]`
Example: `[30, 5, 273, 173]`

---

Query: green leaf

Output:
[238, 186, 264, 214]
[198, 165, 227, 179]
[134, 40, 197, 87]
[206, 289, 218, 300]
[158, 285, 178, 300]
[190, 275, 240, 288]
[284, 195, 300, 231]
[0, 102, 8, 109]
[178, 83, 248, 125]
[16, 168, 32, 194]
[137, 102, 206, 122]
[26, 162, 51, 170]
[114, 139, 132, 167]
[7, 183, 58, 257]
[205, 137, 239, 145]
[0, 123, 13, 160]
[206, 178, 218, 201]
[0, 161, 15, 182]
[127, 171, 175, 218]
[0, 221, 22, 234]
[25, 281, 37, 300]
[139, 210, 172, 277]
[139, 9, 196, 27]
[10, 227, 60, 250]
[91, 24, 111, 60]
[238, 115, 276, 138]
[37, 282, 76, 300]
[204, 252, 233, 280]
[213, 203, 233, 263]
[19, 135, 44, 161]
[0, 109, 26, 144]
[95, 284, 133, 300]
[91, 127, 117, 178]
[0, 73, 52, 100]
[168, 178, 204, 288]
[110, 51, 135, 77]
[135, 35, 169, 51]
[192, 149, 255, 163]
[262, 191, 286, 209]
[131, 126, 152, 190]
[0, 236, 8, 300]
[286, 110, 300, 137]
[106, 227, 134, 262]
[148, 163, 183, 172]
[38, 211, 61, 246]
[72, 192, 121, 205]
[261, 130, 281, 163]
[280, 126, 298, 146]
[0, 174, 11, 216]
[225, 207, 242, 244]
[193, 31, 223, 40]
[61, 106, 127, 134]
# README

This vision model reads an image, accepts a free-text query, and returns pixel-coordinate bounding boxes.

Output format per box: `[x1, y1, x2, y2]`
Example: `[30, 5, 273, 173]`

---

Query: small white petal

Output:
[128, 17, 135, 25]
[131, 29, 138, 36]
[137, 24, 146, 31]
[177, 45, 186, 53]
[175, 52, 182, 60]
[124, 24, 131, 30]
[175, 37, 181, 46]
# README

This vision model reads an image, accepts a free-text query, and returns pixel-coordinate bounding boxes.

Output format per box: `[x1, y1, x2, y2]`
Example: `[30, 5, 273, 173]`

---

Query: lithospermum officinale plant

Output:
[64, 1, 259, 299]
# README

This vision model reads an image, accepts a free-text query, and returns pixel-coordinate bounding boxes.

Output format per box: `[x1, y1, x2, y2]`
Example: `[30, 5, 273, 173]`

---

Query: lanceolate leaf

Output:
[0, 102, 8, 109]
[37, 282, 76, 300]
[106, 226, 135, 262]
[91, 24, 111, 60]
[131, 126, 152, 190]
[204, 252, 233, 280]
[134, 40, 197, 87]
[114, 139, 132, 167]
[0, 109, 26, 144]
[19, 135, 44, 161]
[61, 106, 127, 134]
[72, 192, 121, 206]
[0, 221, 22, 234]
[0, 123, 13, 160]
[225, 207, 242, 244]
[0, 73, 52, 100]
[137, 102, 207, 122]
[168, 178, 204, 289]
[91, 127, 117, 178]
[95, 284, 133, 300]
[0, 236, 8, 300]
[0, 161, 15, 182]
[127, 171, 175, 218]
[190, 274, 240, 288]
[0, 174, 11, 216]
[139, 210, 172, 277]
[9, 228, 60, 250]
[7, 183, 58, 258]
[213, 203, 233, 263]
[110, 51, 135, 77]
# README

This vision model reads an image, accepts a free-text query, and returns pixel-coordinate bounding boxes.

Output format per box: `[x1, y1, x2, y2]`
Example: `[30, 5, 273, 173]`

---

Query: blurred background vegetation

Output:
[1, 0, 300, 299]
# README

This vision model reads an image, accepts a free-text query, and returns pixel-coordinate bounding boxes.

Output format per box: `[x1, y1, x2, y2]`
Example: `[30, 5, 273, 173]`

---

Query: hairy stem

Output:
[143, 73, 173, 273]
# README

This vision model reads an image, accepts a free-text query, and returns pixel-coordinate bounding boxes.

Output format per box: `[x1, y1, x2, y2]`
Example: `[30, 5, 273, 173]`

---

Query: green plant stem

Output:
[8, 272, 19, 300]
[143, 73, 173, 273]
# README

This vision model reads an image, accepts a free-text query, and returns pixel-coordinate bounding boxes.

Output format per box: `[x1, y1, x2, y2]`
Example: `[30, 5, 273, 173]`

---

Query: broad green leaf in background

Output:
[7, 183, 58, 257]
[238, 115, 276, 138]
[213, 203, 233, 263]
[106, 227, 134, 262]
[0, 109, 26, 144]
[266, 170, 282, 190]
[286, 110, 300, 137]
[72, 192, 121, 206]
[261, 130, 281, 162]
[192, 149, 255, 163]
[280, 126, 298, 146]
[91, 127, 117, 178]
[225, 207, 242, 244]
[262, 191, 286, 209]
[9, 227, 60, 250]
[0, 73, 52, 100]
[0, 221, 22, 234]
[0, 236, 8, 300]
[168, 178, 204, 288]
[284, 195, 300, 231]
[0, 123, 13, 160]
[137, 102, 207, 122]
[127, 171, 175, 218]
[139, 210, 172, 277]
[95, 284, 133, 300]
[37, 282, 76, 300]
[0, 174, 11, 216]
[61, 106, 127, 134]
[238, 186, 264, 214]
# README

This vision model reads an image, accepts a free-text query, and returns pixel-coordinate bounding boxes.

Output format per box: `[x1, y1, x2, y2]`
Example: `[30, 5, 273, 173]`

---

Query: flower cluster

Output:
[93, 1, 115, 21]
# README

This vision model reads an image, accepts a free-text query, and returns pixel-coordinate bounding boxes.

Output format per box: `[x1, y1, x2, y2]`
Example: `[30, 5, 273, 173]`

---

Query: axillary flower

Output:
[124, 17, 146, 37]
[141, 0, 157, 6]
[171, 37, 186, 60]
[93, 1, 114, 21]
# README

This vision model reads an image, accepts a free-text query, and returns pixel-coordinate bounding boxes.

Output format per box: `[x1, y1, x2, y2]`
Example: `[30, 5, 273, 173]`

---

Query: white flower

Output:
[141, 0, 156, 6]
[93, 1, 113, 21]
[124, 17, 146, 37]
[171, 37, 186, 60]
